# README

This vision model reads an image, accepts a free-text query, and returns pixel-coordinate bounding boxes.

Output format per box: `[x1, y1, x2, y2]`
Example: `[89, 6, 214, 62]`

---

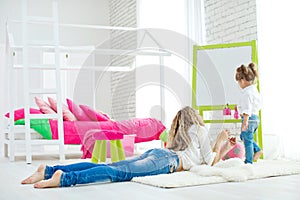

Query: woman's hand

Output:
[229, 137, 236, 145]
[224, 137, 236, 149]
[217, 129, 230, 141]
[212, 129, 231, 165]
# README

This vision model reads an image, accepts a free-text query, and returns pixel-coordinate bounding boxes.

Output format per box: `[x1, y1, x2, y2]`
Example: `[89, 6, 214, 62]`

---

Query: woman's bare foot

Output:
[21, 164, 46, 184]
[253, 150, 263, 161]
[34, 170, 62, 188]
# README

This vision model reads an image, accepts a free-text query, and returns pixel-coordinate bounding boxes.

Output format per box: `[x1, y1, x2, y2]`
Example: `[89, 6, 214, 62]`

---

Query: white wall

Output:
[256, 0, 300, 160]
[109, 0, 137, 120]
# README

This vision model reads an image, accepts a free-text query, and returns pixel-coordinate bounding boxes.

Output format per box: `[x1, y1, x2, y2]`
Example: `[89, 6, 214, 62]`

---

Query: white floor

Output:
[1, 152, 300, 200]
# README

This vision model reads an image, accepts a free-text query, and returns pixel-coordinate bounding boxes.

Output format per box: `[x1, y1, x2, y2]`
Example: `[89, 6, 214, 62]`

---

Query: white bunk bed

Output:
[4, 0, 170, 164]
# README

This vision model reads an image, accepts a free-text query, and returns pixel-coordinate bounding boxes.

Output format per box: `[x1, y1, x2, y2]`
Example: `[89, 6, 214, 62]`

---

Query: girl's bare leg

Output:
[34, 170, 62, 188]
[21, 164, 46, 184]
[253, 150, 263, 161]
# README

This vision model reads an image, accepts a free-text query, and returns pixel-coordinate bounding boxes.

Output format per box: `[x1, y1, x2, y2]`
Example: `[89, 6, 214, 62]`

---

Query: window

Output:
[136, 0, 203, 151]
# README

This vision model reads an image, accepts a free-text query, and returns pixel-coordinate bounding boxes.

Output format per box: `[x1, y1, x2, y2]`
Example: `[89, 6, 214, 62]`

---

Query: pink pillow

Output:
[222, 142, 245, 160]
[66, 98, 90, 121]
[79, 104, 110, 121]
[48, 97, 77, 121]
[4, 108, 43, 121]
[35, 97, 56, 114]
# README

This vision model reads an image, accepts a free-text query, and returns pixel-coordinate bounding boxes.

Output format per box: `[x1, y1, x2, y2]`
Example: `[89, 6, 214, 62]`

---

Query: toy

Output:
[234, 105, 239, 119]
[223, 103, 231, 116]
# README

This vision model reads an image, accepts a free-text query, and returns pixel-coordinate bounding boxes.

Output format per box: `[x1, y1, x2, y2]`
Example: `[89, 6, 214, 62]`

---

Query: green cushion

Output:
[159, 130, 169, 142]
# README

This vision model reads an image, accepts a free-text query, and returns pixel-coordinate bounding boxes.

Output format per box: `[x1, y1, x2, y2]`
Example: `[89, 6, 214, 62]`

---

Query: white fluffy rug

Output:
[132, 159, 300, 188]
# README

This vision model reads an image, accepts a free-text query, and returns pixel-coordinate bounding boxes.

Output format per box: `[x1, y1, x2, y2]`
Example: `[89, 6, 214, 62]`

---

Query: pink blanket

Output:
[49, 118, 166, 158]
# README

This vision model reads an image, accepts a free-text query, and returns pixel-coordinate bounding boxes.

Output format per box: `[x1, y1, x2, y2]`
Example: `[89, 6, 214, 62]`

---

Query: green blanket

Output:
[14, 119, 52, 139]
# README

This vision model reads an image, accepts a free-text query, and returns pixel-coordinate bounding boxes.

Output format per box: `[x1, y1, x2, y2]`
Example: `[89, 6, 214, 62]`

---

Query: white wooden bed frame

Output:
[3, 0, 170, 164]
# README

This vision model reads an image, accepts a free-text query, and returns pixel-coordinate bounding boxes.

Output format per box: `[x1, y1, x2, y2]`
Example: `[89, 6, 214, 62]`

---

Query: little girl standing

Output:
[235, 63, 263, 164]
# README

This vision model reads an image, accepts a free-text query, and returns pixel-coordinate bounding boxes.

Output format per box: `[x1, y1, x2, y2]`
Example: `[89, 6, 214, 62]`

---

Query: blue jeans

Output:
[44, 148, 179, 187]
[240, 115, 261, 164]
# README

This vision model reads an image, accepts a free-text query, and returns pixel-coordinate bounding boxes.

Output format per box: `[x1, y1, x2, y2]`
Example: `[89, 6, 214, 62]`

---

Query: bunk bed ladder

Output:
[20, 0, 65, 163]
[6, 24, 15, 162]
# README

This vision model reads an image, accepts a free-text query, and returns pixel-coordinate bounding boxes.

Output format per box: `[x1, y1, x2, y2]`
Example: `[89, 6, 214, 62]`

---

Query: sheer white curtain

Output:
[137, 0, 189, 126]
[136, 0, 189, 151]
[257, 0, 300, 160]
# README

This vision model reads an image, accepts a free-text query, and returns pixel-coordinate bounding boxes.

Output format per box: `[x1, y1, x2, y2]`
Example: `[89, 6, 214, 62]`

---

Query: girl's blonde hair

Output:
[166, 106, 205, 151]
[235, 63, 258, 83]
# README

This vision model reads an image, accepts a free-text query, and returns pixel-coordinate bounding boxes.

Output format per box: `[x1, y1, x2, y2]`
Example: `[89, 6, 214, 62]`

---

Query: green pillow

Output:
[14, 119, 52, 139]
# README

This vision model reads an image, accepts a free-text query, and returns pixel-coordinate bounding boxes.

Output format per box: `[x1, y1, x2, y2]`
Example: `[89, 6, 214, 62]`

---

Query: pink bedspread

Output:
[49, 118, 166, 158]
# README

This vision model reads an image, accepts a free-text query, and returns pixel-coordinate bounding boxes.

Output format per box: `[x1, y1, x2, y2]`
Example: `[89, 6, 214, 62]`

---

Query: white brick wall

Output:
[109, 0, 137, 120]
[204, 0, 257, 44]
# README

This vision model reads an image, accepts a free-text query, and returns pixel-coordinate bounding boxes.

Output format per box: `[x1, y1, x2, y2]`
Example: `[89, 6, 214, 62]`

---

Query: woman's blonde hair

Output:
[166, 106, 205, 151]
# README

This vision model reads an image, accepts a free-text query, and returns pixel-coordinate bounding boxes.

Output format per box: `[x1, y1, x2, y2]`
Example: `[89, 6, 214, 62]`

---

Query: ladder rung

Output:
[30, 139, 61, 145]
[5, 127, 37, 134]
[9, 139, 61, 145]
[29, 114, 59, 119]
[11, 45, 56, 50]
[27, 40, 57, 46]
[29, 89, 58, 94]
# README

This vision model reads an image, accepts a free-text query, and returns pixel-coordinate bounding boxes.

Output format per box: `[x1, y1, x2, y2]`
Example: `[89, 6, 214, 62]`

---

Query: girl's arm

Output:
[242, 113, 249, 131]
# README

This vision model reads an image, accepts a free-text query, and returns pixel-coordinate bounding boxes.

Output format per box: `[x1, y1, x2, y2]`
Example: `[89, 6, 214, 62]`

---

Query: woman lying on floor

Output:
[21, 106, 235, 188]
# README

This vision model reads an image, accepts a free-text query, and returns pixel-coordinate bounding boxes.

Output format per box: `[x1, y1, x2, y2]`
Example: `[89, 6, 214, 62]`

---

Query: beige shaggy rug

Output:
[131, 159, 300, 188]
